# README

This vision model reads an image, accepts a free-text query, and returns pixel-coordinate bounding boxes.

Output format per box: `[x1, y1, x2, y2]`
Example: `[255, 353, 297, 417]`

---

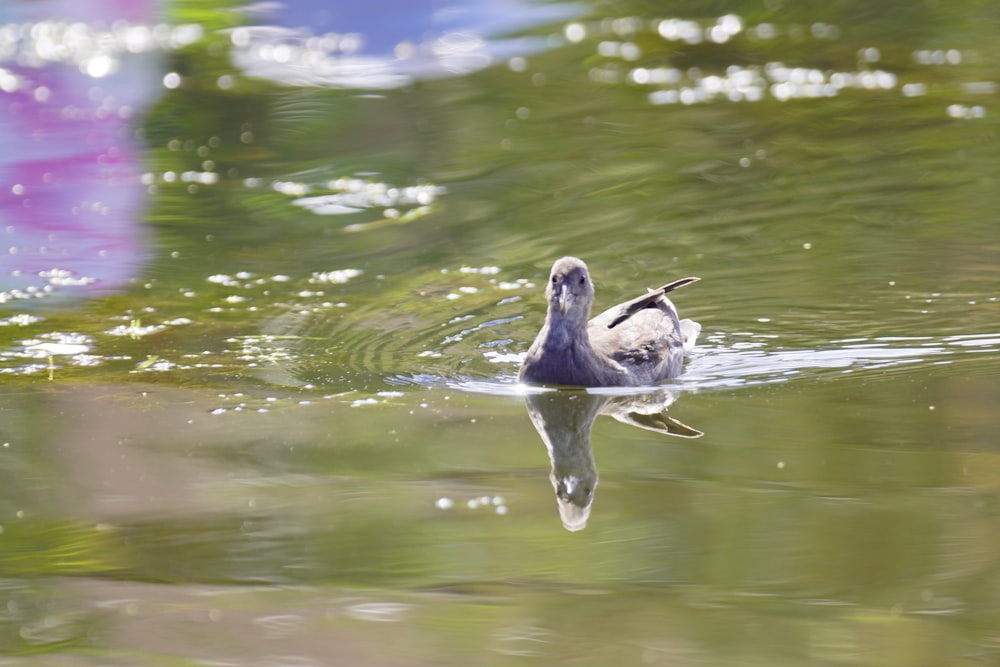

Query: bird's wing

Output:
[608, 410, 703, 438]
[587, 308, 685, 383]
[598, 276, 700, 329]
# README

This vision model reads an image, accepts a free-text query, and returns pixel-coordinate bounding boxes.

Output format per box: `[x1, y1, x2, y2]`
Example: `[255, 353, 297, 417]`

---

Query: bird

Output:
[519, 257, 700, 387]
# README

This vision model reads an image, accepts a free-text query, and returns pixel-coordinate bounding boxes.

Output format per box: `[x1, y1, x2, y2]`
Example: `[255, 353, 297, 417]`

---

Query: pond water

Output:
[1, 0, 999, 664]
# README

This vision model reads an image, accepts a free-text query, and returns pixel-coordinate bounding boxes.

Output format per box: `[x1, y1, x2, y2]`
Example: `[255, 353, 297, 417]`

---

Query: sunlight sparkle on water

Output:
[570, 12, 983, 115]
[23, 340, 90, 357]
[946, 104, 986, 119]
[436, 495, 508, 515]
[290, 178, 446, 218]
[3, 265, 103, 303]
[105, 321, 168, 337]
[0, 20, 201, 80]
[310, 269, 363, 284]
[564, 22, 586, 43]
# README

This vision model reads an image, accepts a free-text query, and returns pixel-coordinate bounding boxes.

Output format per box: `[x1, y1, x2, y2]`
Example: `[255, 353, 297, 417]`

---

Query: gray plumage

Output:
[519, 257, 700, 387]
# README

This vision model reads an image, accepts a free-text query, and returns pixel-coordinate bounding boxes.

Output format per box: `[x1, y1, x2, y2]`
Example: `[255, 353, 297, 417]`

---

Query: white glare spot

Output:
[163, 72, 181, 89]
[311, 269, 362, 284]
[860, 47, 880, 63]
[947, 104, 985, 119]
[170, 24, 204, 48]
[564, 22, 586, 43]
[717, 14, 743, 36]
[597, 41, 619, 57]
[708, 25, 730, 44]
[25, 342, 90, 356]
[754, 23, 776, 39]
[231, 28, 250, 48]
[620, 42, 641, 61]
[0, 71, 19, 93]
[85, 55, 114, 78]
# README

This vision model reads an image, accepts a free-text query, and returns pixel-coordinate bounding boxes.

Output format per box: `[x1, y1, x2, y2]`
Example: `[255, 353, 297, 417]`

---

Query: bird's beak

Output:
[558, 283, 571, 315]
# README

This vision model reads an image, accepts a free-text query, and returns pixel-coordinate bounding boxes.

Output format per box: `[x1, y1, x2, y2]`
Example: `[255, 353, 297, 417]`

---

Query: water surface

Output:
[1, 0, 999, 664]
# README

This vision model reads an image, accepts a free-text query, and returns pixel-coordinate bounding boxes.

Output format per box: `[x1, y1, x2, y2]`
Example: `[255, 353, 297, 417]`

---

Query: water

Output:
[1, 0, 999, 664]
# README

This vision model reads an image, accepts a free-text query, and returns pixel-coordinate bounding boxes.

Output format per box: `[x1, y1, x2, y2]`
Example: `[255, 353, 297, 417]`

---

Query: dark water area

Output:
[1, 0, 999, 664]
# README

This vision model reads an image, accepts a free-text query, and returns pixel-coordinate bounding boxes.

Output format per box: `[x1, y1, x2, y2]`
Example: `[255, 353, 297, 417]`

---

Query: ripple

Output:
[681, 332, 1000, 390]
[403, 331, 1000, 396]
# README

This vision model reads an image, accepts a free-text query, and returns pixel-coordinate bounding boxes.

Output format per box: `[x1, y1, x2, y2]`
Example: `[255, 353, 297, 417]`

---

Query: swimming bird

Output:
[519, 257, 700, 387]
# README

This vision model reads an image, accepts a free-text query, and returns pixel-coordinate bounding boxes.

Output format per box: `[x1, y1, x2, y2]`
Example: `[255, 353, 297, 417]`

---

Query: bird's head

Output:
[545, 256, 594, 324]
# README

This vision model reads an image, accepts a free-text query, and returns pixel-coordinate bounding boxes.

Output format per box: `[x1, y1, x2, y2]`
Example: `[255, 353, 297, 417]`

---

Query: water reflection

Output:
[525, 388, 700, 532]
[230, 0, 580, 90]
[0, 0, 171, 305]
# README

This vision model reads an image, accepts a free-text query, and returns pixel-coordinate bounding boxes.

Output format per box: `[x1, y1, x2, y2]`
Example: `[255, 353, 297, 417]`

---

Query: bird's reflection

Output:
[525, 389, 701, 532]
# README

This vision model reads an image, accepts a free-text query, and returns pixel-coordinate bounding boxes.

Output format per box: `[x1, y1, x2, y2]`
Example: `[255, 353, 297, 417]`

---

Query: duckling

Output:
[519, 256, 699, 387]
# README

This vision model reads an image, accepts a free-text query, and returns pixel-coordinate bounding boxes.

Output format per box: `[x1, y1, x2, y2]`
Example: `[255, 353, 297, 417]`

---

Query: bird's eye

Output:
[551, 275, 558, 284]
[578, 276, 586, 286]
